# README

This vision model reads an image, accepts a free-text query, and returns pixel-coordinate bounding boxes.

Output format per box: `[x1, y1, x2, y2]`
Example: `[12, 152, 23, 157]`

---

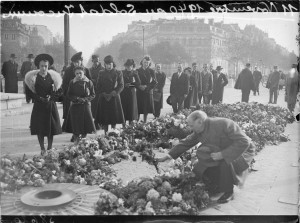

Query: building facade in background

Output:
[1, 16, 53, 64]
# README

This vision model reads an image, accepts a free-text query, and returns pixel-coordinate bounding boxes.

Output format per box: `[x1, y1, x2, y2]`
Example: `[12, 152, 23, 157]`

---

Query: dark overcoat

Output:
[253, 71, 262, 84]
[63, 78, 96, 135]
[20, 61, 36, 79]
[212, 72, 228, 104]
[24, 70, 63, 136]
[168, 117, 255, 185]
[200, 71, 213, 96]
[1, 60, 18, 93]
[120, 69, 140, 121]
[170, 72, 189, 97]
[62, 63, 91, 119]
[234, 68, 255, 91]
[89, 64, 104, 118]
[136, 67, 157, 115]
[268, 71, 281, 89]
[94, 68, 125, 125]
[153, 71, 166, 109]
[185, 70, 200, 108]
[285, 69, 299, 107]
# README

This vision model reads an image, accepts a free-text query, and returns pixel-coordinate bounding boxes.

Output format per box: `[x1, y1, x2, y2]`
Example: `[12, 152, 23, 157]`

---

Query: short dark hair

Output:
[74, 66, 85, 73]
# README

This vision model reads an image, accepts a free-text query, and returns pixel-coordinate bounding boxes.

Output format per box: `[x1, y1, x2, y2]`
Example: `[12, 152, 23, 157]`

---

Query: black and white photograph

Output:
[0, 1, 299, 221]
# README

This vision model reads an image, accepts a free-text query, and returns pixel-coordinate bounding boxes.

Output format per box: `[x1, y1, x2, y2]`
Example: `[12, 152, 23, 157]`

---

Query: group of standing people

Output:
[170, 62, 229, 113]
[235, 62, 300, 113]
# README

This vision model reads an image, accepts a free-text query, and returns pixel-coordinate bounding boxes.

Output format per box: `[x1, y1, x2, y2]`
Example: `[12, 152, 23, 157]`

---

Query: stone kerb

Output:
[1, 93, 25, 110]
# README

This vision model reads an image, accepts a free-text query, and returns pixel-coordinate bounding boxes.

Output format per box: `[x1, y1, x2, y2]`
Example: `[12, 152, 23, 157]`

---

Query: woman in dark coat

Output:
[24, 54, 62, 155]
[1, 54, 18, 93]
[136, 56, 157, 122]
[212, 66, 229, 105]
[63, 66, 96, 142]
[120, 59, 140, 125]
[153, 63, 166, 118]
[94, 55, 125, 134]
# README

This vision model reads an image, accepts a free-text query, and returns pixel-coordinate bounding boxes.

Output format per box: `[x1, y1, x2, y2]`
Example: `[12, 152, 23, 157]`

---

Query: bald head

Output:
[187, 110, 208, 133]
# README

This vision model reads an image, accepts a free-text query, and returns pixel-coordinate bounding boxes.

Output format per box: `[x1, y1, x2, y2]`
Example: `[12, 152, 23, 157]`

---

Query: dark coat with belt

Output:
[212, 72, 228, 104]
[62, 63, 91, 119]
[234, 68, 255, 91]
[267, 71, 281, 89]
[168, 117, 255, 185]
[136, 67, 157, 115]
[89, 63, 104, 118]
[153, 71, 166, 109]
[1, 60, 18, 93]
[94, 68, 125, 125]
[170, 72, 189, 98]
[24, 70, 63, 136]
[120, 69, 140, 121]
[63, 78, 96, 135]
[185, 70, 200, 107]
[199, 71, 213, 96]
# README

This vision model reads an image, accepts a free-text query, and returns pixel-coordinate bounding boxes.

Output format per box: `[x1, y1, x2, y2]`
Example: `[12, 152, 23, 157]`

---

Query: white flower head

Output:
[146, 188, 160, 200]
[172, 192, 182, 202]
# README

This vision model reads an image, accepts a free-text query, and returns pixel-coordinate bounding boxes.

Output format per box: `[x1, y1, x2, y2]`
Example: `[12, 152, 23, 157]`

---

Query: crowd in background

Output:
[1, 52, 299, 154]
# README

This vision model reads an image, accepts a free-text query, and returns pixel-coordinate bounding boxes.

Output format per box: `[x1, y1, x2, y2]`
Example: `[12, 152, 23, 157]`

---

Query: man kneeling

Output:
[157, 110, 255, 203]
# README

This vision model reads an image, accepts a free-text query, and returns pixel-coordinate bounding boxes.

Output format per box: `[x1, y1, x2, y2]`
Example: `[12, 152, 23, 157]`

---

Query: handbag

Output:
[153, 91, 162, 102]
[166, 95, 172, 105]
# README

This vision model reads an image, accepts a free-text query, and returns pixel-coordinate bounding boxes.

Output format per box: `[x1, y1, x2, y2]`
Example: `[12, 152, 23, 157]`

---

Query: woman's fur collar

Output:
[24, 69, 62, 93]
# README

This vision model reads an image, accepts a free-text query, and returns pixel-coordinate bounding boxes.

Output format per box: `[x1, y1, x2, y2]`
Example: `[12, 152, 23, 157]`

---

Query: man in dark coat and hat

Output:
[267, 65, 281, 104]
[170, 63, 189, 113]
[157, 110, 255, 204]
[1, 54, 18, 93]
[21, 54, 36, 102]
[200, 64, 213, 104]
[89, 54, 104, 119]
[253, 66, 262, 96]
[212, 66, 228, 104]
[136, 55, 157, 122]
[234, 63, 255, 103]
[153, 63, 166, 118]
[62, 52, 91, 141]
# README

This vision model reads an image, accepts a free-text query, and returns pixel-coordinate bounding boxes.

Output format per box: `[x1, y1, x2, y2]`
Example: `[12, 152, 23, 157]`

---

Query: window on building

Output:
[4, 34, 9, 40]
[12, 34, 16, 40]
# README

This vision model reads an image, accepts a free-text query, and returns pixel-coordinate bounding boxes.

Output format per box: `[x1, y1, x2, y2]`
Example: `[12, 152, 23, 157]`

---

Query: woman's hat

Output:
[71, 52, 83, 62]
[34, 54, 54, 67]
[104, 55, 114, 64]
[27, 54, 34, 58]
[216, 66, 223, 71]
[124, 59, 135, 67]
[92, 54, 99, 60]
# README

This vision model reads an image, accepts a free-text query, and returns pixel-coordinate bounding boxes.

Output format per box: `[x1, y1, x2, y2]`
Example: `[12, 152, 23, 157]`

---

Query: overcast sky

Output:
[17, 12, 299, 64]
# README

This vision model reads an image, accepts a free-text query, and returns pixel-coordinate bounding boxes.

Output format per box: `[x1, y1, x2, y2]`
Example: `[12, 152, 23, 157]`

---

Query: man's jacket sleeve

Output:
[168, 133, 199, 159]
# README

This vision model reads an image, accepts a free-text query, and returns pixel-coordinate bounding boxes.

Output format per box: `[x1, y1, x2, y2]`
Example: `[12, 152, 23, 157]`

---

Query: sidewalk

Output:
[199, 121, 299, 215]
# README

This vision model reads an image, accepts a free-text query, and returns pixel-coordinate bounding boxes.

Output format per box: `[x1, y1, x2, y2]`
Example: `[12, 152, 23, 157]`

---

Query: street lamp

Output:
[64, 14, 70, 67]
[142, 26, 145, 57]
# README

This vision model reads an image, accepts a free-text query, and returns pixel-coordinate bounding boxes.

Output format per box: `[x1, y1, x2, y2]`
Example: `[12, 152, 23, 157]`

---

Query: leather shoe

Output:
[217, 191, 234, 203]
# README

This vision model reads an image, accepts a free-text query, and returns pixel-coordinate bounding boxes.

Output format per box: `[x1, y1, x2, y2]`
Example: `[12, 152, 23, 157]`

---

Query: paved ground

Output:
[1, 79, 299, 215]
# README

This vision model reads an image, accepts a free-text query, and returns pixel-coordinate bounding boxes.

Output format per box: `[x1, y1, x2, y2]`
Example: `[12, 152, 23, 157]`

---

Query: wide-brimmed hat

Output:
[34, 54, 54, 67]
[71, 52, 83, 62]
[216, 66, 223, 71]
[104, 55, 114, 64]
[124, 59, 135, 67]
[10, 54, 17, 58]
[27, 54, 34, 58]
